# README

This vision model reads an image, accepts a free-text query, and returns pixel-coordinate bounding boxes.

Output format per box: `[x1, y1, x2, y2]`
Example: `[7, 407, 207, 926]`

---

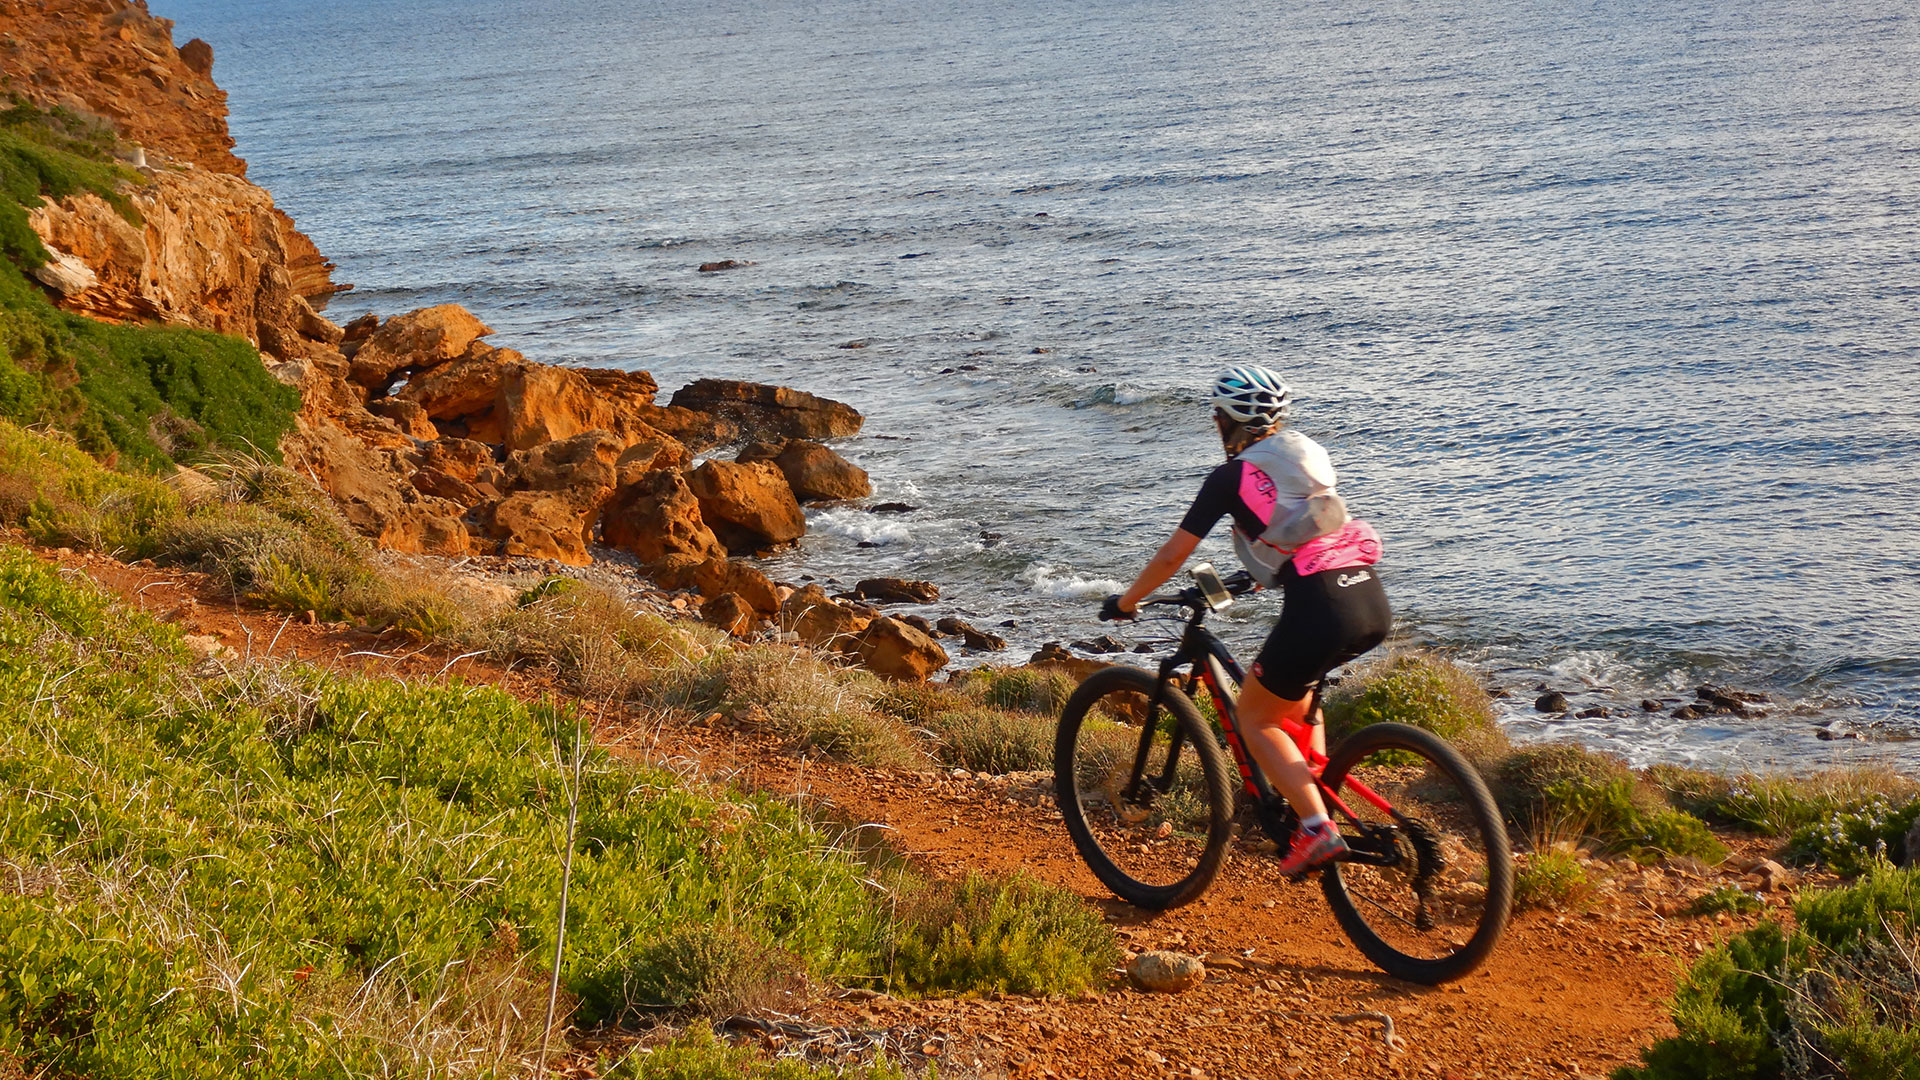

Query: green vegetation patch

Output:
[0, 100, 298, 470]
[889, 871, 1120, 998]
[0, 546, 885, 1074]
[1513, 847, 1590, 911]
[1322, 650, 1509, 765]
[1617, 865, 1920, 1080]
[0, 545, 1120, 1075]
[1498, 743, 1727, 864]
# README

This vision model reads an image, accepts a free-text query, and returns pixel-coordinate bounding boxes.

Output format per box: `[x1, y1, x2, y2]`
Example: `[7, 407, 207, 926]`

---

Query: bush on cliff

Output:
[0, 545, 1121, 1076]
[0, 101, 298, 470]
[1615, 864, 1920, 1080]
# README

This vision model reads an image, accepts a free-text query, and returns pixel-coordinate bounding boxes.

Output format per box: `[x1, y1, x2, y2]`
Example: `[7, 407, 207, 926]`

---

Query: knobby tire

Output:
[1054, 666, 1234, 909]
[1318, 722, 1514, 984]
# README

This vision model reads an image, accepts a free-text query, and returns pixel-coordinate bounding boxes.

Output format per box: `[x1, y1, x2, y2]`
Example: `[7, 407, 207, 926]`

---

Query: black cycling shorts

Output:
[1249, 563, 1391, 701]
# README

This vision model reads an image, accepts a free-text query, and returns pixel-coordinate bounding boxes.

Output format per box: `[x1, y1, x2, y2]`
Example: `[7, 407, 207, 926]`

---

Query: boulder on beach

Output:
[702, 592, 758, 637]
[393, 342, 520, 438]
[601, 469, 728, 565]
[688, 459, 807, 553]
[663, 556, 781, 616]
[485, 431, 622, 565]
[740, 438, 870, 502]
[780, 584, 871, 650]
[671, 377, 863, 441]
[852, 615, 949, 681]
[348, 304, 493, 391]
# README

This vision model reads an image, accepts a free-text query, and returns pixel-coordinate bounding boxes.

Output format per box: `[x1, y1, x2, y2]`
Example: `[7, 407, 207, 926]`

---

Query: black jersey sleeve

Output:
[1176, 461, 1244, 538]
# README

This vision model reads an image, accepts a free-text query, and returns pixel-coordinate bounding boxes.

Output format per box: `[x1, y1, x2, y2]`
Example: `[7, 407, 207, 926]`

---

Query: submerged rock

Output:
[856, 577, 940, 604]
[936, 616, 1007, 652]
[671, 377, 863, 441]
[1535, 692, 1570, 714]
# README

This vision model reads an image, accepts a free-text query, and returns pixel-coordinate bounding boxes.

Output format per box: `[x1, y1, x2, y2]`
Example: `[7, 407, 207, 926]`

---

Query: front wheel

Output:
[1319, 723, 1513, 984]
[1054, 666, 1234, 909]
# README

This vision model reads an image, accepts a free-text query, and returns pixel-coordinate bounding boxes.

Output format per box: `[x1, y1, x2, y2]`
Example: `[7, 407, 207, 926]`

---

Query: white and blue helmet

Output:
[1211, 365, 1291, 427]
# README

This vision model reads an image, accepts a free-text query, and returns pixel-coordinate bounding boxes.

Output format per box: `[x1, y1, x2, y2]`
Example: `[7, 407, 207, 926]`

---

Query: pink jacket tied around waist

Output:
[1291, 519, 1383, 577]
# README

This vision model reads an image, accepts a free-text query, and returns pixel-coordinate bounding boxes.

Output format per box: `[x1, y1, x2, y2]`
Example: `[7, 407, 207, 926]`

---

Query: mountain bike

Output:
[1052, 565, 1513, 984]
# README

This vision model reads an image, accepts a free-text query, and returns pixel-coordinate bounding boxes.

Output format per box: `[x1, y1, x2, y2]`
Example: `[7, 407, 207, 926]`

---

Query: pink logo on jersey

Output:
[1237, 461, 1278, 526]
[1292, 520, 1383, 577]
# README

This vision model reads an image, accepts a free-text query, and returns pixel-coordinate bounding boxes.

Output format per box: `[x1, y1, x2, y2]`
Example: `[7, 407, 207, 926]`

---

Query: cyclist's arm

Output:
[1117, 529, 1201, 614]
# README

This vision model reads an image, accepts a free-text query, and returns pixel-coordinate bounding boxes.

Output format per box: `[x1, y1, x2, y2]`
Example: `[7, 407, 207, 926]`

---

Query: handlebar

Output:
[1140, 569, 1258, 609]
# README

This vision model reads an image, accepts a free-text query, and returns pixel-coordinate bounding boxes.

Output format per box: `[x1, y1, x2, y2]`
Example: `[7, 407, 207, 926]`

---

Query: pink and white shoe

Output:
[1277, 822, 1348, 880]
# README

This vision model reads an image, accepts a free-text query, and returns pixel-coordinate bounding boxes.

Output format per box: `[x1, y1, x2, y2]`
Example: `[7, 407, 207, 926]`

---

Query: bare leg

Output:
[1237, 677, 1330, 823]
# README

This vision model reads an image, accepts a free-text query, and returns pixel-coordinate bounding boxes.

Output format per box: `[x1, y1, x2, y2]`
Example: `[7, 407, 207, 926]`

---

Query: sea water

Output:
[163, 0, 1920, 769]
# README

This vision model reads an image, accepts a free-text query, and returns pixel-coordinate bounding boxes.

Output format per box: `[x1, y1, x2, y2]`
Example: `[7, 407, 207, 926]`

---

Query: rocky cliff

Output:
[3, 1, 946, 678]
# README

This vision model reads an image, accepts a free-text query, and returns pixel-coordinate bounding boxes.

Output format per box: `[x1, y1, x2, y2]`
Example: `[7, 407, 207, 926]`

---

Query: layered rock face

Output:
[0, 0, 247, 175]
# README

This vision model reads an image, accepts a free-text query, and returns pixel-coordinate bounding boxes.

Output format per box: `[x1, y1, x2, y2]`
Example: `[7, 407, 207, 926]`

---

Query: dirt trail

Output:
[47, 545, 1794, 1080]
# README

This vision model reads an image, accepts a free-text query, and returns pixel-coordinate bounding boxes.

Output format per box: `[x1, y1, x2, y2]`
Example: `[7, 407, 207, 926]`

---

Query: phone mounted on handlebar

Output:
[1190, 563, 1233, 612]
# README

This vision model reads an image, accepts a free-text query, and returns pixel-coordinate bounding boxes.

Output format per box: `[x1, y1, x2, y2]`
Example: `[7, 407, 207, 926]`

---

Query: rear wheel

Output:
[1054, 666, 1234, 909]
[1319, 723, 1513, 984]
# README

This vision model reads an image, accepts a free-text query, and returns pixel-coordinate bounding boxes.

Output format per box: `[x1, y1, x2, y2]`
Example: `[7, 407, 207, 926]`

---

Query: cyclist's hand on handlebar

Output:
[1099, 594, 1137, 622]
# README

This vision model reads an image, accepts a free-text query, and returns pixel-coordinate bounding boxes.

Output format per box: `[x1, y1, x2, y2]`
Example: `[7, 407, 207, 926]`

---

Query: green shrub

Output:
[1652, 765, 1919, 840]
[1499, 744, 1726, 864]
[1686, 886, 1764, 917]
[1514, 847, 1589, 911]
[594, 928, 791, 1021]
[1616, 866, 1920, 1080]
[603, 1026, 909, 1079]
[1322, 650, 1508, 763]
[888, 871, 1118, 998]
[485, 579, 717, 702]
[1788, 797, 1920, 877]
[0, 418, 179, 555]
[665, 645, 921, 768]
[919, 706, 1053, 774]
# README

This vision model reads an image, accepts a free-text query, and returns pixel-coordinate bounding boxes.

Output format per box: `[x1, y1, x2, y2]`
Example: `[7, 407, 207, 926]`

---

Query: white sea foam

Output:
[807, 508, 912, 546]
[1020, 563, 1124, 598]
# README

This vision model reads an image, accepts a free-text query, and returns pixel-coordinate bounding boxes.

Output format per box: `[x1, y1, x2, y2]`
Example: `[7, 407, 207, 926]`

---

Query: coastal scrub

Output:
[0, 100, 298, 470]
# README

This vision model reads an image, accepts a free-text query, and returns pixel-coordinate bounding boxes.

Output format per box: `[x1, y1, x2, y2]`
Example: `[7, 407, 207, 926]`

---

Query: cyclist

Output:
[1102, 365, 1389, 878]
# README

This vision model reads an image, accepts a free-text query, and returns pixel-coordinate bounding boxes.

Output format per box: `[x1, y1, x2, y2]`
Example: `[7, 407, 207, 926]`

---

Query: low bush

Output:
[888, 871, 1119, 998]
[1616, 865, 1920, 1080]
[663, 644, 923, 768]
[918, 706, 1054, 774]
[482, 577, 717, 702]
[1789, 796, 1920, 878]
[602, 1026, 909, 1079]
[1514, 847, 1590, 911]
[1686, 886, 1765, 917]
[954, 665, 1078, 716]
[1498, 743, 1726, 864]
[1322, 650, 1508, 764]
[1651, 764, 1920, 841]
[0, 417, 178, 555]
